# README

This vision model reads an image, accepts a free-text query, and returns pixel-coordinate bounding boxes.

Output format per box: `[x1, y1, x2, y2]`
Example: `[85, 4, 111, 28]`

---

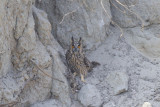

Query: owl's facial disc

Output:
[72, 43, 80, 52]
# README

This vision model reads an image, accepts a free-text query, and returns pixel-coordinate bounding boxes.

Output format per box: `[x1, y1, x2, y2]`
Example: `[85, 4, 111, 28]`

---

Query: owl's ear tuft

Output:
[79, 37, 82, 45]
[71, 36, 74, 45]
[71, 36, 74, 41]
[78, 37, 82, 49]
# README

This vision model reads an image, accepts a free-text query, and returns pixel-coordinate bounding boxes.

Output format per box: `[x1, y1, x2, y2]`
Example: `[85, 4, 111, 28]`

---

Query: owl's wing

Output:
[84, 56, 100, 72]
[84, 56, 91, 68]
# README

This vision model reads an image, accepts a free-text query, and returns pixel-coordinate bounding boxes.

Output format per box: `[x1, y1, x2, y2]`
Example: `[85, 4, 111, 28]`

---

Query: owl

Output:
[66, 37, 99, 82]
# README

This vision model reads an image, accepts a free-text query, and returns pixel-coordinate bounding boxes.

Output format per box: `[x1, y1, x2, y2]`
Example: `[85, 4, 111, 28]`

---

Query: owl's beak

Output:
[73, 48, 77, 52]
[73, 47, 79, 52]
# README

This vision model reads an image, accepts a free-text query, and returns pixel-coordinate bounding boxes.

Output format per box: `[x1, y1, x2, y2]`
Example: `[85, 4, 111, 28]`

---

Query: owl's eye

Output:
[78, 45, 80, 49]
[72, 46, 74, 49]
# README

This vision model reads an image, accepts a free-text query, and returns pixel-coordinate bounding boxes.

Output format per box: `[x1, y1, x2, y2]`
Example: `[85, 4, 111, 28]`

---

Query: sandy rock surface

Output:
[35, 0, 111, 50]
[142, 102, 152, 107]
[78, 84, 102, 107]
[0, 0, 160, 107]
[107, 71, 129, 95]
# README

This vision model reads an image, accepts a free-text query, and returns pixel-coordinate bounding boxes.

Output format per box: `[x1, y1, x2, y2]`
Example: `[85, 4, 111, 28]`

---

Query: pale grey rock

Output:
[7, 0, 33, 40]
[24, 73, 29, 80]
[48, 46, 71, 107]
[33, 6, 64, 53]
[3, 89, 15, 103]
[71, 101, 83, 107]
[0, 0, 160, 107]
[103, 101, 116, 107]
[111, 0, 160, 59]
[32, 6, 52, 46]
[124, 25, 160, 59]
[35, 0, 111, 50]
[0, 0, 33, 78]
[107, 72, 129, 95]
[140, 69, 157, 80]
[137, 79, 155, 99]
[111, 0, 160, 28]
[0, 91, 2, 102]
[78, 84, 102, 107]
[0, 2, 56, 105]
[0, 1, 13, 78]
[31, 99, 63, 107]
[32, 6, 71, 107]
[19, 41, 53, 104]
[17, 11, 36, 53]
[0, 76, 23, 104]
[142, 102, 152, 107]
[0, 0, 36, 105]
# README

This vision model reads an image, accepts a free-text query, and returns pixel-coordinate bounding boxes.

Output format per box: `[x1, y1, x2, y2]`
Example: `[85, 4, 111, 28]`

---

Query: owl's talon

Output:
[80, 74, 85, 82]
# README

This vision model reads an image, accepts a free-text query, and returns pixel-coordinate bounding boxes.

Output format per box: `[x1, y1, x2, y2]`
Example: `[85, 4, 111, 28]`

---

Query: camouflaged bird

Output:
[66, 37, 100, 82]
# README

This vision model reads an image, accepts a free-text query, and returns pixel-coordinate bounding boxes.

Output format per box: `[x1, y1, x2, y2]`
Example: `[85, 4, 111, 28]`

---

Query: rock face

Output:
[103, 101, 116, 107]
[33, 6, 52, 46]
[124, 25, 160, 59]
[0, 1, 70, 106]
[111, 0, 160, 59]
[1, 0, 160, 107]
[142, 102, 152, 107]
[78, 84, 102, 107]
[107, 72, 129, 95]
[0, 0, 37, 105]
[32, 7, 71, 106]
[111, 0, 160, 28]
[31, 99, 63, 107]
[0, 0, 33, 78]
[12, 6, 52, 105]
[49, 48, 71, 107]
[35, 0, 111, 50]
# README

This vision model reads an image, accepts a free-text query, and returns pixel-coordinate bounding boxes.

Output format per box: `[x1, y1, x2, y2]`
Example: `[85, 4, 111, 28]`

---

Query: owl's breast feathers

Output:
[66, 49, 90, 75]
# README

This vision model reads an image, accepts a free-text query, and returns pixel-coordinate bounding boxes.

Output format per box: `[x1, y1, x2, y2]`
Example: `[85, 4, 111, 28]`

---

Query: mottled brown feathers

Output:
[66, 37, 100, 82]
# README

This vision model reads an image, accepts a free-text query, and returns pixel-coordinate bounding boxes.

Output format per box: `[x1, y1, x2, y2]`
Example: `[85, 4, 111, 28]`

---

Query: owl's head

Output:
[70, 36, 82, 53]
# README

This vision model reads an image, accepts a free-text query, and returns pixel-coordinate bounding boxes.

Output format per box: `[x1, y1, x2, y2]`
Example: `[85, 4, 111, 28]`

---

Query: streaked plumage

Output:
[66, 37, 99, 82]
